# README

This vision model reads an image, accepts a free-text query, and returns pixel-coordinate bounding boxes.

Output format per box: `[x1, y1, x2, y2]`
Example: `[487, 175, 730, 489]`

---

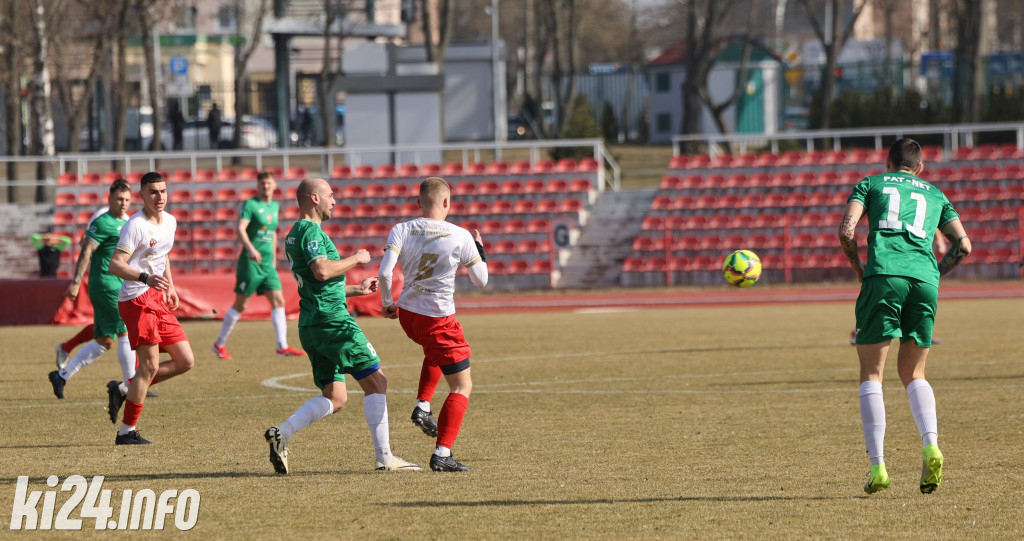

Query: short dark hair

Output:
[109, 178, 131, 195]
[257, 171, 275, 182]
[140, 171, 166, 187]
[888, 138, 922, 171]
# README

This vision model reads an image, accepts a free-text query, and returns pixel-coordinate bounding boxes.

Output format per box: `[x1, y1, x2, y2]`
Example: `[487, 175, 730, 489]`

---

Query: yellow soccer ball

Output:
[722, 249, 762, 288]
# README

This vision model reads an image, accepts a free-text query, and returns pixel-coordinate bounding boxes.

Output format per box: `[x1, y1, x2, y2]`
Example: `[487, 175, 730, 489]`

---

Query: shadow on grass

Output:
[386, 495, 855, 507]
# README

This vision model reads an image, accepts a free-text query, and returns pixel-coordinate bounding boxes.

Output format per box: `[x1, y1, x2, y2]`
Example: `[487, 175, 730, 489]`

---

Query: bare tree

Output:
[111, 0, 132, 152]
[422, 0, 454, 69]
[232, 0, 271, 151]
[136, 0, 162, 151]
[52, 1, 121, 153]
[0, 1, 29, 197]
[697, 6, 758, 144]
[318, 0, 348, 148]
[29, 0, 60, 199]
[675, 0, 743, 149]
[799, 0, 866, 130]
[546, 0, 581, 137]
[952, 0, 989, 123]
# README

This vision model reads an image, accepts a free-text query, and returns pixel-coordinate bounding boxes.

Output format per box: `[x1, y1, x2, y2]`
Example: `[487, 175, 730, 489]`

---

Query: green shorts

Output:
[855, 275, 938, 347]
[90, 285, 127, 339]
[299, 320, 380, 389]
[234, 255, 281, 297]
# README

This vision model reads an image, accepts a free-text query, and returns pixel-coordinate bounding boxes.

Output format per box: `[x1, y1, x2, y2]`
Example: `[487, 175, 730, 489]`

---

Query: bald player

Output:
[263, 177, 420, 474]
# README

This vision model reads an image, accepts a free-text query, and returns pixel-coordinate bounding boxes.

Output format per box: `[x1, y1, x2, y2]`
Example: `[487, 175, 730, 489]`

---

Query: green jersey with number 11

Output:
[285, 219, 350, 327]
[847, 170, 959, 286]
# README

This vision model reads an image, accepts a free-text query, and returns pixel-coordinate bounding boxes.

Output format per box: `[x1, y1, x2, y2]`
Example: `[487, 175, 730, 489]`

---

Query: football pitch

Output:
[2, 297, 1023, 538]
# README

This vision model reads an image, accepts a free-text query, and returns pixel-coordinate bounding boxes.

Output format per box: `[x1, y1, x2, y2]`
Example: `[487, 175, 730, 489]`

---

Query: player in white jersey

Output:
[106, 172, 196, 445]
[378, 176, 488, 472]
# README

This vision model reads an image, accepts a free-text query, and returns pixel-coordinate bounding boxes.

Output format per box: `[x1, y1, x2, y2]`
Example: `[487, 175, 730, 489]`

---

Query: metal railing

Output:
[0, 139, 620, 192]
[671, 122, 1024, 157]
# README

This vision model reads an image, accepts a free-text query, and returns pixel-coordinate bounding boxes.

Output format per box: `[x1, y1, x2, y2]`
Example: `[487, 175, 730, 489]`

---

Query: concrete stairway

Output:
[556, 189, 656, 289]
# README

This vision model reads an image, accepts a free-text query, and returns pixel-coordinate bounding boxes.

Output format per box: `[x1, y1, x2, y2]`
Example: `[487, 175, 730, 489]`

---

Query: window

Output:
[218, 6, 237, 32]
[656, 113, 671, 133]
[655, 72, 670, 93]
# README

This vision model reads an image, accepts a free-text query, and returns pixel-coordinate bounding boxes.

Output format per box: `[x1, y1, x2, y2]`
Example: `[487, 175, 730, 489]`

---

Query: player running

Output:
[212, 171, 304, 359]
[48, 180, 137, 399]
[378, 177, 489, 472]
[107, 172, 196, 445]
[263, 177, 420, 474]
[839, 138, 971, 495]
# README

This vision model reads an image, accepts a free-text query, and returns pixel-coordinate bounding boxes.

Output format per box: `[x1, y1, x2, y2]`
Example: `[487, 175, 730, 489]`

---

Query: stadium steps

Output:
[557, 189, 657, 289]
[0, 204, 63, 279]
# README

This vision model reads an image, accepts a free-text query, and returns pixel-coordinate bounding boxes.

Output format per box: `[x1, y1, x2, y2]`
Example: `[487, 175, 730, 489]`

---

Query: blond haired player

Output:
[378, 176, 489, 472]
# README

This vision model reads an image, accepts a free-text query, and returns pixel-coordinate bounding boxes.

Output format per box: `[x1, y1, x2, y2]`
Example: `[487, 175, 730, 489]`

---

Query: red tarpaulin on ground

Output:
[1, 268, 400, 326]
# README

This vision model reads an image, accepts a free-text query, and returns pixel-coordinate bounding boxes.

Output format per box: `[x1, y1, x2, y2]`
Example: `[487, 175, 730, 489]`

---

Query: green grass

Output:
[2, 298, 1023, 538]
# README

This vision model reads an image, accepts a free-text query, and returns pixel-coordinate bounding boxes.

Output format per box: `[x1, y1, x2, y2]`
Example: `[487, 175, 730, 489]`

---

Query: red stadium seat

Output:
[398, 164, 419, 177]
[194, 169, 217, 182]
[376, 164, 397, 178]
[192, 189, 215, 203]
[559, 199, 583, 213]
[510, 161, 532, 174]
[501, 180, 523, 195]
[513, 199, 535, 214]
[340, 223, 363, 238]
[174, 228, 192, 243]
[81, 172, 102, 185]
[622, 257, 645, 272]
[491, 200, 513, 214]
[387, 183, 410, 198]
[536, 199, 559, 213]
[660, 176, 682, 190]
[492, 240, 516, 254]
[365, 184, 387, 198]
[214, 246, 237, 261]
[354, 204, 376, 218]
[488, 162, 509, 175]
[332, 165, 352, 179]
[192, 226, 214, 242]
[79, 192, 101, 206]
[546, 179, 569, 193]
[448, 201, 466, 215]
[216, 207, 238, 222]
[478, 181, 501, 196]
[523, 179, 546, 194]
[367, 222, 390, 238]
[442, 162, 464, 176]
[578, 158, 599, 172]
[533, 160, 555, 174]
[452, 181, 477, 197]
[507, 260, 530, 274]
[527, 218, 550, 233]
[170, 208, 191, 222]
[421, 163, 442, 176]
[218, 169, 238, 182]
[466, 162, 487, 175]
[54, 211, 75, 226]
[352, 165, 374, 178]
[287, 167, 308, 180]
[569, 178, 592, 192]
[216, 188, 239, 202]
[555, 158, 577, 173]
[668, 155, 689, 169]
[58, 173, 78, 186]
[530, 259, 552, 274]
[214, 226, 236, 241]
[468, 201, 491, 215]
[400, 202, 419, 216]
[504, 219, 527, 234]
[55, 192, 77, 206]
[480, 220, 503, 235]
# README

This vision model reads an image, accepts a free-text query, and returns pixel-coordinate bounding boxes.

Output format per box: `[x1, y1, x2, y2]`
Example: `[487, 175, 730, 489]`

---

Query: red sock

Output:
[436, 393, 469, 449]
[417, 363, 443, 403]
[122, 400, 143, 427]
[62, 324, 95, 353]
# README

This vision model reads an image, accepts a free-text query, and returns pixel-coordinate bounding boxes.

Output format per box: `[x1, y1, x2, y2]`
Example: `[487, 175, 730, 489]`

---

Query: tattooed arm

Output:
[838, 201, 866, 282]
[937, 219, 971, 276]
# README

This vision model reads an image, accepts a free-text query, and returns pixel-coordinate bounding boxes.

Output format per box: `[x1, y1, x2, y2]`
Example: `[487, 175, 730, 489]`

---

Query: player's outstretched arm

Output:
[309, 249, 371, 282]
[937, 219, 971, 276]
[346, 276, 378, 297]
[838, 202, 865, 282]
[65, 238, 99, 300]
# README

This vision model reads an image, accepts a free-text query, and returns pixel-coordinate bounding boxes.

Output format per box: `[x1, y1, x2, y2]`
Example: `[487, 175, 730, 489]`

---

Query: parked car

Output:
[75, 106, 154, 152]
[142, 115, 278, 150]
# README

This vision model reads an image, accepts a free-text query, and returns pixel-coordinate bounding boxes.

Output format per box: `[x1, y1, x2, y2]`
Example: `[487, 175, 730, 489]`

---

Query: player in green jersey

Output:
[263, 177, 420, 474]
[212, 171, 304, 359]
[838, 138, 972, 495]
[48, 180, 137, 400]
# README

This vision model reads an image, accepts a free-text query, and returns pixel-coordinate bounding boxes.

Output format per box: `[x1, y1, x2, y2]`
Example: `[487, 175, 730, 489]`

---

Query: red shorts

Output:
[398, 309, 471, 366]
[118, 288, 188, 349]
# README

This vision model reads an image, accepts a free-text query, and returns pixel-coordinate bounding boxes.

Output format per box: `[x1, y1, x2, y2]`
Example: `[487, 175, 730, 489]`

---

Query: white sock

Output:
[906, 379, 938, 446]
[216, 307, 242, 347]
[363, 393, 392, 463]
[434, 445, 451, 458]
[118, 423, 135, 436]
[417, 400, 431, 412]
[59, 341, 107, 380]
[117, 336, 135, 381]
[279, 396, 334, 443]
[859, 381, 886, 466]
[271, 307, 288, 349]
[118, 381, 129, 396]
